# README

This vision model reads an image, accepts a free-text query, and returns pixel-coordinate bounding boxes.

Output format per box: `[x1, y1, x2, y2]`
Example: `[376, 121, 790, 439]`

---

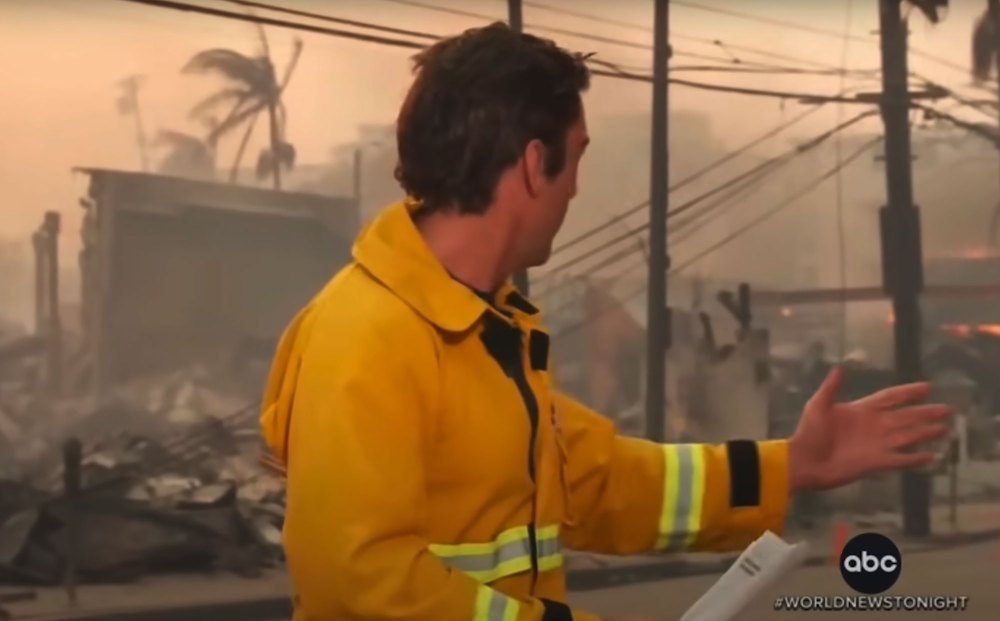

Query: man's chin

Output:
[527, 247, 553, 269]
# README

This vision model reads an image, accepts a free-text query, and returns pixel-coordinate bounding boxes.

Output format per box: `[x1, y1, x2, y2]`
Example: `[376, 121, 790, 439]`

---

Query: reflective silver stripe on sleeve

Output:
[473, 584, 520, 621]
[657, 444, 706, 551]
[431, 523, 564, 583]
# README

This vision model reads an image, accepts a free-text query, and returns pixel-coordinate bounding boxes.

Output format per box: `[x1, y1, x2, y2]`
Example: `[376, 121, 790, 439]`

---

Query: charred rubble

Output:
[0, 328, 284, 586]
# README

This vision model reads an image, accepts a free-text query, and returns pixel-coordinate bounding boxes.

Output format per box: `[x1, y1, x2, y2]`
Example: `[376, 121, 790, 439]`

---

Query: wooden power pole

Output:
[646, 0, 670, 443]
[878, 0, 931, 537]
[509, 0, 530, 296]
[989, 0, 1000, 245]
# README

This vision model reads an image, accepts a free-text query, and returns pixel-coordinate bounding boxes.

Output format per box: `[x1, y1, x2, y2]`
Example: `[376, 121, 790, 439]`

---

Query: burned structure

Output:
[76, 169, 359, 394]
[0, 170, 359, 588]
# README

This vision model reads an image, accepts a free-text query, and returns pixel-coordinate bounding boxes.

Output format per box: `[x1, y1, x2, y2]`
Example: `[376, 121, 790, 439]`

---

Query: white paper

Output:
[679, 531, 810, 621]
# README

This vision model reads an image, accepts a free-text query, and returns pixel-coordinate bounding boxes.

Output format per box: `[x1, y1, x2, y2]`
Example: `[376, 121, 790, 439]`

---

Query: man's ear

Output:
[522, 138, 547, 197]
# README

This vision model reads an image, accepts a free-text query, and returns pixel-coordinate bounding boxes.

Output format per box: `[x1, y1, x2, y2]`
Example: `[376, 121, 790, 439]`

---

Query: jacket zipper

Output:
[508, 339, 541, 592]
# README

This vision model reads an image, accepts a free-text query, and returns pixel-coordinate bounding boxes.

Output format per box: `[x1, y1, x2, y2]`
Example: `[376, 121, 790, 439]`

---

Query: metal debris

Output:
[0, 359, 285, 586]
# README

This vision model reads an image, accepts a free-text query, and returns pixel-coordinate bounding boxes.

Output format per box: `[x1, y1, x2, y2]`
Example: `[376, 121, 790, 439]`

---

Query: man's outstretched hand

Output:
[788, 366, 954, 493]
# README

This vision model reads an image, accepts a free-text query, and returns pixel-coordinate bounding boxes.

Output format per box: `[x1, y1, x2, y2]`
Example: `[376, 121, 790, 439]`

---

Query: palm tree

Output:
[183, 26, 303, 190]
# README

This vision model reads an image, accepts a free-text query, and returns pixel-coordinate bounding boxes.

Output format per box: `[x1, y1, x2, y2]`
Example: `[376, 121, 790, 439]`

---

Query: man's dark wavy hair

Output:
[394, 22, 591, 215]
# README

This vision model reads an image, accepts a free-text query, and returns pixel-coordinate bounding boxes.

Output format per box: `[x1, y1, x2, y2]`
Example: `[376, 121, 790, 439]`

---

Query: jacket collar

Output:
[352, 200, 542, 333]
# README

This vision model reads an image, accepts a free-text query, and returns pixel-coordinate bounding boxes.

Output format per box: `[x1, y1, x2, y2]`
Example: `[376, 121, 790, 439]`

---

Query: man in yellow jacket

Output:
[261, 22, 952, 621]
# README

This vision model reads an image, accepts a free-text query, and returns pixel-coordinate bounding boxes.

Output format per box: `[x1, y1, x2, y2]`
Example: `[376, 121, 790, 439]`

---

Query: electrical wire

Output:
[548, 97, 852, 259]
[376, 0, 859, 73]
[521, 0, 874, 74]
[672, 0, 980, 89]
[912, 72, 998, 121]
[537, 110, 877, 305]
[543, 108, 877, 285]
[913, 102, 1000, 146]
[535, 154, 796, 284]
[551, 136, 882, 340]
[223, 0, 827, 76]
[220, 0, 439, 41]
[122, 0, 429, 48]
[669, 157, 787, 244]
[670, 137, 881, 275]
[536, 154, 786, 306]
[123, 0, 876, 101]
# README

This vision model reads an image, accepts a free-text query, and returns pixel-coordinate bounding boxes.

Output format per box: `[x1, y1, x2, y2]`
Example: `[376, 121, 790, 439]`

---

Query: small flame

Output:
[940, 324, 1000, 338]
[942, 324, 973, 338]
[960, 247, 998, 260]
[887, 309, 895, 324]
[781, 307, 792, 318]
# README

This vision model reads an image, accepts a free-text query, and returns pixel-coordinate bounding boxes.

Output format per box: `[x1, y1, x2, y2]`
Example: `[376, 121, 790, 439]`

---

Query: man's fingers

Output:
[885, 451, 938, 469]
[807, 365, 844, 410]
[851, 381, 931, 409]
[885, 404, 954, 429]
[890, 423, 949, 449]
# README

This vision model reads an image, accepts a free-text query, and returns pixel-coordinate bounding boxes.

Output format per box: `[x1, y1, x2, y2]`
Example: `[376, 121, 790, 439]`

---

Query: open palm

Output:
[788, 366, 953, 492]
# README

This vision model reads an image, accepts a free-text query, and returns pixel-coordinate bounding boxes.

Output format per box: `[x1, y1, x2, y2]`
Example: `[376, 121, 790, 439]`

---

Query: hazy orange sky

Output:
[0, 0, 990, 265]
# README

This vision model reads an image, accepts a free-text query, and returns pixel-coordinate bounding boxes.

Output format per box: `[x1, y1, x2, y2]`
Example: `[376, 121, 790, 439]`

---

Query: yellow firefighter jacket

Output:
[261, 200, 790, 621]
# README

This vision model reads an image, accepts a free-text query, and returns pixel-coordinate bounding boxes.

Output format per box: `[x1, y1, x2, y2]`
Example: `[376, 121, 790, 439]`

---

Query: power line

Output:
[538, 154, 787, 303]
[120, 0, 429, 48]
[232, 0, 869, 77]
[125, 0, 873, 100]
[914, 102, 1000, 146]
[522, 0, 869, 73]
[669, 156, 787, 244]
[366, 0, 498, 21]
[551, 136, 882, 340]
[543, 109, 878, 301]
[673, 1, 977, 86]
[548, 99, 866, 259]
[536, 158, 788, 305]
[913, 73, 997, 120]
[539, 154, 792, 282]
[670, 136, 881, 274]
[364, 0, 972, 99]
[673, 0, 874, 46]
[219, 0, 439, 41]
[538, 110, 876, 290]
[226, 0, 807, 74]
[552, 107, 875, 256]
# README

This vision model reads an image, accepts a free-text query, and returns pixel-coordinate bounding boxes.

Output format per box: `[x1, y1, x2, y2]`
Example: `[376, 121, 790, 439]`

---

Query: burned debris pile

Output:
[0, 331, 284, 585]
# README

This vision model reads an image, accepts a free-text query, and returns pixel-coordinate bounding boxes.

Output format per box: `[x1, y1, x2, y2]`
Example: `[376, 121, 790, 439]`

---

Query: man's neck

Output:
[414, 208, 516, 293]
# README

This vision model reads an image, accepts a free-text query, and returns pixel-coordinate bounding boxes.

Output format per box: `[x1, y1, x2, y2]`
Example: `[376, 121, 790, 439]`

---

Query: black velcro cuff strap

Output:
[540, 598, 573, 621]
[726, 440, 761, 508]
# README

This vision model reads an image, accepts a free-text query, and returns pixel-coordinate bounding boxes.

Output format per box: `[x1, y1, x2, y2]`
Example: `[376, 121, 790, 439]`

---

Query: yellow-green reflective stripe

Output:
[431, 524, 563, 583]
[536, 525, 563, 571]
[473, 585, 519, 621]
[432, 526, 530, 558]
[657, 444, 706, 551]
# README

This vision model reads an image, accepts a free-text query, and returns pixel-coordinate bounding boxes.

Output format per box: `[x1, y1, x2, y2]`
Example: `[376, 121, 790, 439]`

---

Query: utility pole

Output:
[646, 0, 670, 443]
[989, 0, 1000, 245]
[508, 0, 530, 296]
[878, 0, 931, 537]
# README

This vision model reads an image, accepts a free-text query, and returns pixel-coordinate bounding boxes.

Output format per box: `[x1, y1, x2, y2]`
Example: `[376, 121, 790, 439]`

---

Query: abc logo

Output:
[839, 532, 901, 594]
